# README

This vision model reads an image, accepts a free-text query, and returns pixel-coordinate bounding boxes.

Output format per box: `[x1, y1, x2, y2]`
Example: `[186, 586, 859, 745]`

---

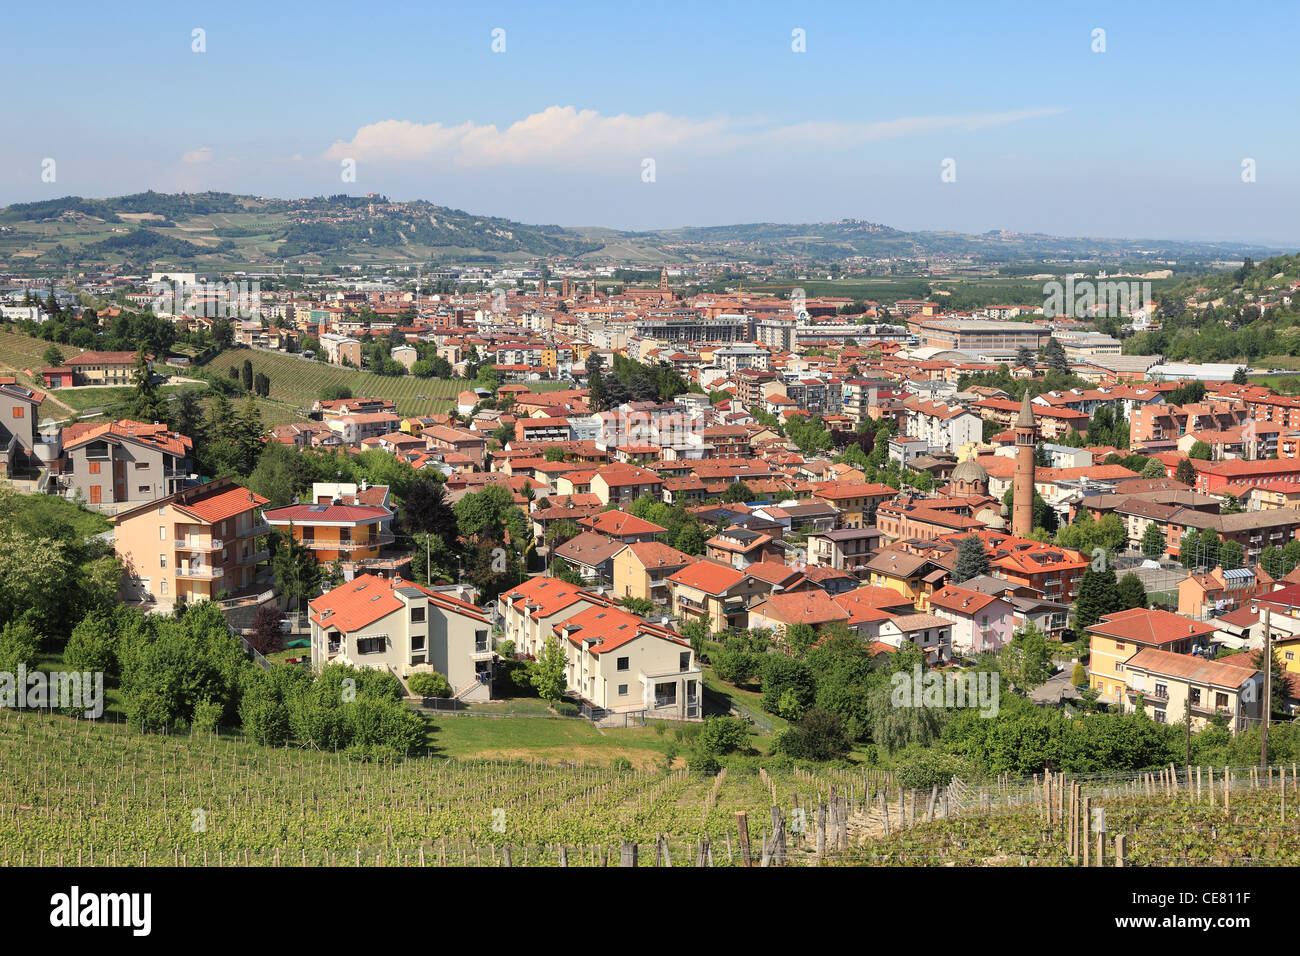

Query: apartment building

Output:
[113, 478, 270, 605]
[63, 350, 139, 385]
[309, 574, 494, 698]
[1121, 648, 1261, 732]
[0, 378, 44, 477]
[55, 419, 193, 509]
[1086, 607, 1218, 703]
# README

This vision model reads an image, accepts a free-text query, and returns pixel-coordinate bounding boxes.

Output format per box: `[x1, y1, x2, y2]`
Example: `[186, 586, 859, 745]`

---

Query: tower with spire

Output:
[1012, 392, 1037, 537]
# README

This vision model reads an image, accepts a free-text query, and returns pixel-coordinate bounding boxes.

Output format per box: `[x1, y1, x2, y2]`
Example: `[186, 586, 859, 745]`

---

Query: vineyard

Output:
[0, 712, 882, 867]
[204, 349, 469, 418]
[839, 763, 1300, 866]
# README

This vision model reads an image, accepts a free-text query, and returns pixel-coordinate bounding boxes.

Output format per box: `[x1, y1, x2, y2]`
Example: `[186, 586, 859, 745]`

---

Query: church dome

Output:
[977, 507, 1006, 530]
[951, 459, 989, 484]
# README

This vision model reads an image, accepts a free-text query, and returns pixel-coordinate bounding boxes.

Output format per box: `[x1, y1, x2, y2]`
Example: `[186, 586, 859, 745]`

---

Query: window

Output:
[1114, 661, 1123, 672]
[158, 506, 165, 515]
[617, 684, 628, 696]
[1154, 682, 1168, 698]
[411, 634, 425, 652]
[1288, 651, 1295, 662]
[160, 580, 167, 596]
[357, 636, 386, 655]
[680, 651, 691, 672]
[1115, 641, 1125, 650]
[617, 656, 630, 671]
[135, 461, 149, 470]
[1154, 709, 1166, 724]
[1216, 692, 1229, 709]
[159, 526, 166, 540]
[11, 406, 23, 419]
[410, 606, 425, 623]
[1190, 687, 1201, 706]
[89, 461, 101, 475]
[138, 486, 150, 494]
[159, 554, 166, 568]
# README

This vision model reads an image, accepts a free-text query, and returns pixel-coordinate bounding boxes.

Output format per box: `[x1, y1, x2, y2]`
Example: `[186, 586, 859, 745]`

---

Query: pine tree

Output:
[1174, 458, 1197, 485]
[1117, 572, 1147, 610]
[952, 534, 990, 584]
[1074, 566, 1122, 632]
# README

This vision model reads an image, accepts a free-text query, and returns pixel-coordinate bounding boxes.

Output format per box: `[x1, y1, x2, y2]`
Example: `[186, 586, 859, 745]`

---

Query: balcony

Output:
[299, 531, 395, 551]
[237, 549, 270, 566]
[175, 538, 223, 552]
[243, 521, 271, 538]
[676, 594, 707, 612]
[176, 564, 222, 579]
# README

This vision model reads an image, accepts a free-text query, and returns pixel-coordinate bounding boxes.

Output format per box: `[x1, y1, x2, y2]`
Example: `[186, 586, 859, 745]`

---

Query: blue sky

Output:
[4, 0, 1298, 243]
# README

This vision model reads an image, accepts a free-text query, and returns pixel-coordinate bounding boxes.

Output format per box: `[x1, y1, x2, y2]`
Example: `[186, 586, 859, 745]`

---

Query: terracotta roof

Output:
[751, 590, 849, 626]
[578, 511, 667, 537]
[1087, 607, 1217, 646]
[667, 561, 748, 596]
[173, 482, 268, 524]
[1124, 647, 1258, 689]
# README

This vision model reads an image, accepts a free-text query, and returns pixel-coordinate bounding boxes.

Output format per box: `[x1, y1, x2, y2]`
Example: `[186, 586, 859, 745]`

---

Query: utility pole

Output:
[1262, 605, 1271, 769]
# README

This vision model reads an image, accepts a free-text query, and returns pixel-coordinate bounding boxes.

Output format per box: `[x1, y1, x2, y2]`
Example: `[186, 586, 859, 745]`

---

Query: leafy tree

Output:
[1141, 521, 1166, 558]
[696, 716, 749, 756]
[784, 622, 818, 658]
[247, 603, 285, 655]
[1070, 661, 1087, 687]
[1188, 440, 1212, 461]
[1043, 337, 1069, 374]
[1174, 458, 1197, 485]
[530, 636, 568, 704]
[774, 708, 850, 760]
[720, 482, 754, 504]
[998, 623, 1054, 691]
[1141, 458, 1167, 479]
[403, 475, 457, 545]
[42, 344, 63, 367]
[1218, 539, 1245, 571]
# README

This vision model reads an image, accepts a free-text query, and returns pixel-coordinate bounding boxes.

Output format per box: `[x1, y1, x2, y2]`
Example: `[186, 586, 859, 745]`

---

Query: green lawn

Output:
[426, 714, 675, 768]
[11, 492, 111, 538]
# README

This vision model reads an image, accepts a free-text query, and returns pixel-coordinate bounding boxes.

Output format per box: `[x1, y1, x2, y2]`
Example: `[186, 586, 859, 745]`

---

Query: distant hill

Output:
[0, 191, 1287, 270]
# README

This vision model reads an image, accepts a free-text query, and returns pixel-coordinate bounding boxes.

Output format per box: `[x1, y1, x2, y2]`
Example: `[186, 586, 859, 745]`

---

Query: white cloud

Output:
[323, 105, 1063, 168]
[181, 147, 213, 164]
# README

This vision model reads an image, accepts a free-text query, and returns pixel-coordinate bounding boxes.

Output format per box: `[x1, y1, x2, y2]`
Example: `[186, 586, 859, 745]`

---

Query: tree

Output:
[784, 622, 818, 658]
[1141, 521, 1166, 558]
[407, 671, 452, 698]
[1074, 567, 1122, 632]
[1141, 458, 1167, 479]
[270, 530, 321, 614]
[1015, 345, 1034, 369]
[774, 708, 850, 761]
[247, 603, 285, 655]
[1218, 539, 1245, 571]
[998, 624, 1054, 692]
[952, 534, 989, 584]
[241, 358, 254, 393]
[319, 384, 352, 402]
[1117, 572, 1148, 610]
[1189, 440, 1212, 461]
[42, 344, 63, 367]
[1233, 366, 1249, 385]
[1251, 648, 1287, 718]
[1043, 337, 1069, 374]
[403, 476, 457, 546]
[125, 346, 167, 423]
[721, 482, 753, 504]
[1174, 458, 1197, 485]
[530, 636, 568, 705]
[1070, 661, 1087, 687]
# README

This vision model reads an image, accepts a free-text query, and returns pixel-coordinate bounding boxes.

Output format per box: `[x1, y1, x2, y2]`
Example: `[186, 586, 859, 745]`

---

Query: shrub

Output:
[610, 757, 632, 772]
[696, 716, 749, 756]
[687, 749, 721, 774]
[191, 698, 223, 735]
[407, 671, 452, 699]
[774, 708, 850, 761]
[553, 701, 580, 717]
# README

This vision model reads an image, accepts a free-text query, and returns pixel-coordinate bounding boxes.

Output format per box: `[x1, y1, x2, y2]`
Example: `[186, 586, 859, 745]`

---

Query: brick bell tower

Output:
[1012, 391, 1036, 537]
